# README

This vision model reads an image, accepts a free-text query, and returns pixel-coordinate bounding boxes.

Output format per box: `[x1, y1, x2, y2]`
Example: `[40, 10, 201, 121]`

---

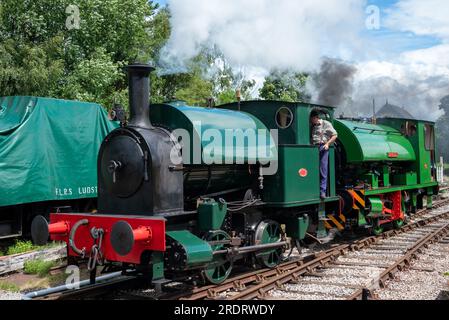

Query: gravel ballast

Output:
[374, 241, 449, 300]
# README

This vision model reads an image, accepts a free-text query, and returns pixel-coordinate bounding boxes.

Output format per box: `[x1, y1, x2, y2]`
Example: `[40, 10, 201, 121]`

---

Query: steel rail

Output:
[346, 220, 449, 300]
[227, 212, 449, 301]
[174, 199, 449, 301]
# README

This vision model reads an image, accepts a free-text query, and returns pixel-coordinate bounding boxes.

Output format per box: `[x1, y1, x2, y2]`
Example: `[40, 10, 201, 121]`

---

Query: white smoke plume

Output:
[159, 0, 366, 74]
[159, 0, 449, 121]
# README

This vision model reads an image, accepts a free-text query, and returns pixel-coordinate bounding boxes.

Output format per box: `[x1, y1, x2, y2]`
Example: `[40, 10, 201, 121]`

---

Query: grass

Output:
[48, 272, 70, 287]
[3, 240, 61, 256]
[6, 240, 36, 255]
[0, 282, 20, 292]
[23, 259, 57, 277]
[445, 272, 449, 276]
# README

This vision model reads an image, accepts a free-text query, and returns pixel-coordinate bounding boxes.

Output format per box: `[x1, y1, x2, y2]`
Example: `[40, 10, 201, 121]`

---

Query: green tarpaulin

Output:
[0, 96, 118, 207]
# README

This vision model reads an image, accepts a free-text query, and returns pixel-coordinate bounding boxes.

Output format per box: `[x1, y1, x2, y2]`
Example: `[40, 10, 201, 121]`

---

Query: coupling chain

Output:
[87, 227, 104, 271]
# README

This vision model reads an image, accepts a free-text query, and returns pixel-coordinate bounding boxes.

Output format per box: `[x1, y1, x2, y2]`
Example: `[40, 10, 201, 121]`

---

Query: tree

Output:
[151, 46, 256, 106]
[0, 0, 161, 109]
[436, 96, 449, 163]
[259, 70, 309, 102]
[59, 48, 126, 107]
[174, 73, 214, 107]
[0, 37, 64, 96]
[203, 48, 256, 104]
[0, 1, 258, 110]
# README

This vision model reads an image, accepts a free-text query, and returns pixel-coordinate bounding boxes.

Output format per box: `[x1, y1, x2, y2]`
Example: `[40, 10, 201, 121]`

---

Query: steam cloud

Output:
[160, 0, 449, 121]
[159, 0, 366, 74]
[308, 58, 448, 121]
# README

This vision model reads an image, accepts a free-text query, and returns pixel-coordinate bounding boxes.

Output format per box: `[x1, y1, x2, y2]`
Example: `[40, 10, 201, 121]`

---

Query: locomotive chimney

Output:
[126, 64, 155, 128]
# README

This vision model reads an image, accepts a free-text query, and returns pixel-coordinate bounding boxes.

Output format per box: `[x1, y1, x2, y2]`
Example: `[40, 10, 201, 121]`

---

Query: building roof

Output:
[376, 103, 416, 120]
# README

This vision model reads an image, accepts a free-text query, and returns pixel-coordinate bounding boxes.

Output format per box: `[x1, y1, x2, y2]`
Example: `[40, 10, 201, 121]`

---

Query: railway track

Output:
[165, 198, 449, 300]
[346, 221, 449, 300]
[24, 198, 449, 300]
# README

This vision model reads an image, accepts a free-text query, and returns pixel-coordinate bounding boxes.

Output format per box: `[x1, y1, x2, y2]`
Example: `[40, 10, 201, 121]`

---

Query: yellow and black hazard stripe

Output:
[348, 189, 366, 211]
[324, 213, 347, 231]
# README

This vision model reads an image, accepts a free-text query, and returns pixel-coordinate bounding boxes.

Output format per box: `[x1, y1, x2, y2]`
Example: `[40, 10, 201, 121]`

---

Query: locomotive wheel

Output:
[372, 219, 384, 236]
[254, 220, 283, 268]
[393, 219, 405, 230]
[202, 230, 233, 284]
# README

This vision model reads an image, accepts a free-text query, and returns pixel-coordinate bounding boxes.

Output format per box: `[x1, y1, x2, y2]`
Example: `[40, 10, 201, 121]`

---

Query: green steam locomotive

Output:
[32, 64, 439, 285]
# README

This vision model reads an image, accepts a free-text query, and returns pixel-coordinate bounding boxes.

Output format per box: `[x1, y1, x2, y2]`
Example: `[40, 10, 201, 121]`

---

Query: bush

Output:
[6, 240, 36, 255]
[5, 240, 61, 256]
[24, 259, 56, 277]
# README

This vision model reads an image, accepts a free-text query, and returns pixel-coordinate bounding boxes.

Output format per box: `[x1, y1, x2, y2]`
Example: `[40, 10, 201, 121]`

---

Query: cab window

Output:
[401, 121, 417, 137]
[424, 124, 435, 151]
[275, 107, 293, 129]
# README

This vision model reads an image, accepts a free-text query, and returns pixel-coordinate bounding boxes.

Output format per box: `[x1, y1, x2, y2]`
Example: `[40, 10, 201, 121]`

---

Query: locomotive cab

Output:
[220, 101, 342, 239]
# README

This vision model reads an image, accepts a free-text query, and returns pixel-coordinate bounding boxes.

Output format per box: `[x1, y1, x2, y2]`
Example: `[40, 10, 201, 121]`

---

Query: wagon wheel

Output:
[254, 220, 284, 268]
[202, 231, 233, 284]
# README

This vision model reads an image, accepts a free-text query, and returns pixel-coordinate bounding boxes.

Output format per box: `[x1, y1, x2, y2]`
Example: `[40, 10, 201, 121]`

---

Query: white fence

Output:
[437, 157, 445, 185]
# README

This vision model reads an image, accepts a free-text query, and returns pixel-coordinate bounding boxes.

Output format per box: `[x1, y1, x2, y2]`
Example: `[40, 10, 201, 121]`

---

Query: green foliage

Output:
[5, 240, 60, 256]
[0, 37, 64, 96]
[259, 70, 309, 102]
[147, 8, 171, 62]
[24, 259, 56, 277]
[174, 75, 214, 107]
[216, 89, 238, 105]
[70, 0, 157, 62]
[151, 49, 256, 106]
[57, 48, 126, 107]
[445, 272, 449, 276]
[6, 240, 36, 255]
[203, 49, 256, 105]
[0, 0, 161, 110]
[0, 282, 20, 292]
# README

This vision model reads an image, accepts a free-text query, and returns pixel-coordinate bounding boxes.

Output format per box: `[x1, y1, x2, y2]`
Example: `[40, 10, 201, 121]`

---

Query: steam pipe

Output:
[126, 64, 155, 129]
[21, 271, 126, 300]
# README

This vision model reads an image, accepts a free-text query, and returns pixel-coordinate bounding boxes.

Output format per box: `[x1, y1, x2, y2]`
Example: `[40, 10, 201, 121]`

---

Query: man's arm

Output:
[323, 122, 338, 150]
[324, 134, 338, 150]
